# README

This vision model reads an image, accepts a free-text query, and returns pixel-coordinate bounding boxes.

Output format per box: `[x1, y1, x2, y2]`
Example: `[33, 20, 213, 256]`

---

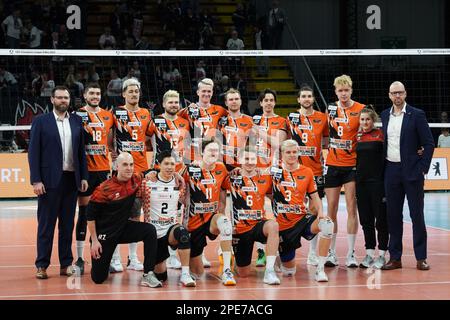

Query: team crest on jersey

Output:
[253, 115, 262, 125]
[232, 176, 243, 186]
[219, 116, 228, 126]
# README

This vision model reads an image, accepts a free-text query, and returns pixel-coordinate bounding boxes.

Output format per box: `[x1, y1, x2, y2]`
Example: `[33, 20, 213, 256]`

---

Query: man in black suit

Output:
[380, 81, 434, 271]
[28, 85, 88, 279]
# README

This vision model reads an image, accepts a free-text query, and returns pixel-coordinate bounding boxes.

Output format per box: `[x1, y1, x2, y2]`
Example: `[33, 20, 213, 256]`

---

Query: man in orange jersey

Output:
[74, 83, 115, 274]
[181, 138, 237, 286]
[287, 85, 329, 267]
[324, 74, 365, 268]
[229, 146, 280, 285]
[178, 78, 228, 162]
[251, 89, 288, 171]
[148, 89, 189, 270]
[272, 139, 334, 282]
[111, 78, 153, 273]
[178, 77, 228, 267]
[250, 88, 288, 266]
[218, 88, 253, 171]
[149, 90, 189, 173]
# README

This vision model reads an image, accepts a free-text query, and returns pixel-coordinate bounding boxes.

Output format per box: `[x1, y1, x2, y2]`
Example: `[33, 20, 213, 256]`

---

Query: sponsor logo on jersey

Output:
[115, 110, 127, 115]
[140, 115, 147, 120]
[103, 116, 110, 120]
[280, 181, 295, 187]
[127, 121, 141, 126]
[155, 118, 166, 124]
[313, 119, 322, 123]
[240, 123, 249, 127]
[179, 123, 186, 128]
[272, 121, 279, 126]
[350, 112, 360, 117]
[88, 122, 105, 128]
[327, 105, 337, 111]
[296, 176, 306, 180]
[215, 170, 223, 175]
[211, 111, 219, 115]
[258, 179, 266, 184]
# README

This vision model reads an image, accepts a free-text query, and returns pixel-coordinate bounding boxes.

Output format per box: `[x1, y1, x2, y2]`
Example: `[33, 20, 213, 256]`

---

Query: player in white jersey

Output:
[141, 150, 196, 287]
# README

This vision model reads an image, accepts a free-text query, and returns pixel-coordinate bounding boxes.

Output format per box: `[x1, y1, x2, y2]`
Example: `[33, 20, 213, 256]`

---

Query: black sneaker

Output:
[75, 257, 85, 275]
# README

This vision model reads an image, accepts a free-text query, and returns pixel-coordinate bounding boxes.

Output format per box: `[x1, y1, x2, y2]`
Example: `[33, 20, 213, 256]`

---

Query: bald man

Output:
[87, 153, 161, 287]
[380, 81, 434, 271]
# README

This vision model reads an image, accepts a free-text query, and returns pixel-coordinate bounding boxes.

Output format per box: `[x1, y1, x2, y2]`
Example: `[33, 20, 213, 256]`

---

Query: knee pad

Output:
[173, 226, 190, 250]
[280, 250, 296, 263]
[155, 270, 168, 282]
[318, 218, 334, 239]
[216, 215, 232, 241]
[280, 264, 296, 277]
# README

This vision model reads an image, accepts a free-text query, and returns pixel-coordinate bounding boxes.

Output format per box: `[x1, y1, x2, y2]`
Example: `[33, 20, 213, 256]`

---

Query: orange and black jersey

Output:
[113, 106, 152, 173]
[270, 165, 317, 231]
[76, 107, 114, 172]
[178, 104, 228, 160]
[218, 114, 253, 168]
[86, 174, 142, 240]
[356, 128, 384, 183]
[182, 162, 229, 232]
[148, 115, 189, 172]
[228, 174, 272, 234]
[252, 115, 288, 168]
[326, 101, 365, 167]
[287, 110, 328, 176]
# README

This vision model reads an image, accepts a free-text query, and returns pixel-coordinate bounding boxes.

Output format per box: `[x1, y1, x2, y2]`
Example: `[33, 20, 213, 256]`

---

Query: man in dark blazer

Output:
[28, 85, 88, 279]
[380, 81, 434, 271]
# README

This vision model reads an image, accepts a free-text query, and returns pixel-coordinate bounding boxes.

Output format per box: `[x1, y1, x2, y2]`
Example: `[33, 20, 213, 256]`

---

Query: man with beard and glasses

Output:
[29, 86, 89, 280]
[73, 83, 115, 274]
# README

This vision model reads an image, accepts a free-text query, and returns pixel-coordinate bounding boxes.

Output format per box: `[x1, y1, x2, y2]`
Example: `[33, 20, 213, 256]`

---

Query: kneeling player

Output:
[182, 138, 236, 286]
[229, 146, 280, 285]
[142, 151, 196, 287]
[272, 140, 334, 282]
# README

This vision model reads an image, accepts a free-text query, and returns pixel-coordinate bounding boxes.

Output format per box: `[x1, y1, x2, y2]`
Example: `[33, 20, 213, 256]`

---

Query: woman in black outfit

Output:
[356, 107, 389, 269]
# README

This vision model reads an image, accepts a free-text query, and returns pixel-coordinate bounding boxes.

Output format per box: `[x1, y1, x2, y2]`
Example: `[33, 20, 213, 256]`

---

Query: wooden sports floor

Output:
[0, 193, 449, 300]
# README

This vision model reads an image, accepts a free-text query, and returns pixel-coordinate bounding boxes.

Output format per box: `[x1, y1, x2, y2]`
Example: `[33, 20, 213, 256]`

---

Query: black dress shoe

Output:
[381, 259, 402, 270]
[75, 257, 85, 275]
[416, 260, 430, 271]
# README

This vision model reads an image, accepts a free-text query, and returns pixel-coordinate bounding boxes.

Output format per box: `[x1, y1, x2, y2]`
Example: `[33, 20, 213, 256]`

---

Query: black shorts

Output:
[190, 215, 218, 258]
[324, 165, 356, 188]
[232, 220, 268, 267]
[313, 175, 325, 198]
[278, 214, 317, 254]
[156, 225, 178, 265]
[79, 170, 110, 197]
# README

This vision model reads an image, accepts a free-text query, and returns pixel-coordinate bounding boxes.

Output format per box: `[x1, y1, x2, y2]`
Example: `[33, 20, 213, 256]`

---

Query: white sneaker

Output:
[359, 254, 374, 268]
[315, 268, 329, 282]
[109, 258, 124, 273]
[263, 269, 281, 285]
[222, 268, 236, 286]
[180, 273, 196, 287]
[166, 255, 182, 269]
[127, 257, 144, 271]
[346, 251, 358, 268]
[141, 271, 162, 288]
[307, 252, 319, 266]
[372, 255, 386, 269]
[325, 250, 339, 267]
[202, 253, 211, 268]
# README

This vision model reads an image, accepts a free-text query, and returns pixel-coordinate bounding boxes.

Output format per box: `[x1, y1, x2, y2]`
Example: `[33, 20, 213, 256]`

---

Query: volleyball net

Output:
[0, 48, 449, 152]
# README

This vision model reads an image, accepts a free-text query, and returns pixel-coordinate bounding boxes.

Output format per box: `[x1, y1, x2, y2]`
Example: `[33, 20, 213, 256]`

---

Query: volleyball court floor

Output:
[0, 193, 449, 300]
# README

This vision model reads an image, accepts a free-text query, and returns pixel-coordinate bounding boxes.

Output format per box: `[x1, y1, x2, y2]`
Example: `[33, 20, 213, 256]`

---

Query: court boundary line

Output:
[1, 280, 450, 299]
